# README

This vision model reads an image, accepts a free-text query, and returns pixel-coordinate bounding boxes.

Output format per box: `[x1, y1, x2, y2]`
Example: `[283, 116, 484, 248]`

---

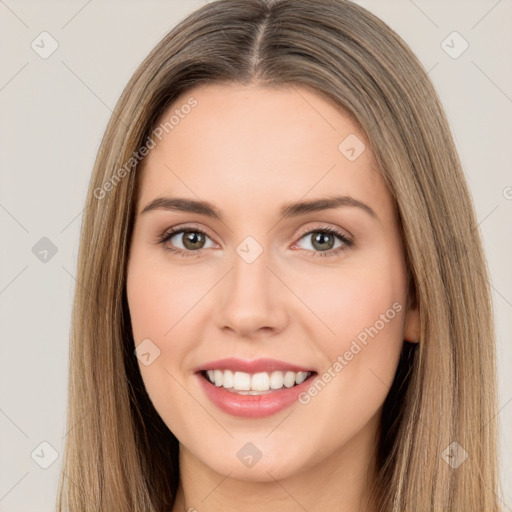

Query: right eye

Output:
[158, 226, 217, 257]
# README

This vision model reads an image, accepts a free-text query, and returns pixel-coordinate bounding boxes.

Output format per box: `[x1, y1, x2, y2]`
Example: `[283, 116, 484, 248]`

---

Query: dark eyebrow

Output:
[140, 195, 377, 221]
[140, 197, 222, 219]
[280, 195, 377, 220]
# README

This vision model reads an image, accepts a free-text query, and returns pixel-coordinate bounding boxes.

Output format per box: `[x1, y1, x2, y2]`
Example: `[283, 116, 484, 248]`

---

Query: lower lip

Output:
[196, 372, 317, 418]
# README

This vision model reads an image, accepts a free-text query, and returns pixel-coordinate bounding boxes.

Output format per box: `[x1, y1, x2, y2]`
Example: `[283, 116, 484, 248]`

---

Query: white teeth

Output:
[204, 369, 312, 392]
[269, 371, 284, 389]
[222, 369, 234, 388]
[233, 371, 251, 390]
[213, 369, 223, 387]
[283, 371, 296, 388]
[251, 372, 270, 391]
[295, 371, 308, 385]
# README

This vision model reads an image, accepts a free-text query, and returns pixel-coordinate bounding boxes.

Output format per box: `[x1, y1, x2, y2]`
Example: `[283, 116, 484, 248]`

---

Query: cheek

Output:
[126, 252, 210, 344]
[296, 256, 406, 352]
[126, 251, 213, 421]
[294, 252, 408, 425]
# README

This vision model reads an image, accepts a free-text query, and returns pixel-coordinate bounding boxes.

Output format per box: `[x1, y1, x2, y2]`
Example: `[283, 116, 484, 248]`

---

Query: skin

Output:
[126, 83, 420, 512]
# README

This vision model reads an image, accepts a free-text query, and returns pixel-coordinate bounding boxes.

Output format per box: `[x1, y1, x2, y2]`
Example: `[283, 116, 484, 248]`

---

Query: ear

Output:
[404, 304, 420, 343]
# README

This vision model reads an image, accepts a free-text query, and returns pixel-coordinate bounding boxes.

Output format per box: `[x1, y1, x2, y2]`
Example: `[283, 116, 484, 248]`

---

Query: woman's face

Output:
[126, 83, 419, 482]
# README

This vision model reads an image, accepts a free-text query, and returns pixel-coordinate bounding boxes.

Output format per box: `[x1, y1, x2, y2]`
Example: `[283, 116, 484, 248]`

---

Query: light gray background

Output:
[0, 1, 511, 510]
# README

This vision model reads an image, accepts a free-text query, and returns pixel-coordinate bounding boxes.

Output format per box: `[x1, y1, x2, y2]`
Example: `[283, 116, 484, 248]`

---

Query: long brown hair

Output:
[57, 1, 501, 510]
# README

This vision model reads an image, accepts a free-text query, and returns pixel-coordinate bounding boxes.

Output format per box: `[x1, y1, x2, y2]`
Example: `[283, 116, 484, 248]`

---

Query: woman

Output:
[57, 1, 501, 510]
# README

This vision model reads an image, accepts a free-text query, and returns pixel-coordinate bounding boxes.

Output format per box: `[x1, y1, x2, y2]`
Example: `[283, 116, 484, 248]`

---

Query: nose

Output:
[215, 247, 289, 339]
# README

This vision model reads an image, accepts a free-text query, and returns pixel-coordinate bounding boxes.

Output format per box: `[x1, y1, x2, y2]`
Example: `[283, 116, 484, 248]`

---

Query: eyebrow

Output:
[140, 195, 377, 221]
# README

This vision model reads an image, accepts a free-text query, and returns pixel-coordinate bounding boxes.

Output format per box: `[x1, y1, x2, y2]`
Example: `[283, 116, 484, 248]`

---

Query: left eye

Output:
[293, 228, 351, 254]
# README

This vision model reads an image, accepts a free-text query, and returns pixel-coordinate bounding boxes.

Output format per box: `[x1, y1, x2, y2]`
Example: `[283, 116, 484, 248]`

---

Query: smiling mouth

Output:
[199, 369, 317, 395]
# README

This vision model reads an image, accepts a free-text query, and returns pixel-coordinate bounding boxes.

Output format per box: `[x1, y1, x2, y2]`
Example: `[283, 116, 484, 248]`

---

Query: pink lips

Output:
[194, 357, 317, 418]
[193, 357, 315, 374]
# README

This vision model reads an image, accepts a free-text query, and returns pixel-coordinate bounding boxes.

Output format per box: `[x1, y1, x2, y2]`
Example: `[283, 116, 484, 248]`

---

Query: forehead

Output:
[137, 83, 391, 218]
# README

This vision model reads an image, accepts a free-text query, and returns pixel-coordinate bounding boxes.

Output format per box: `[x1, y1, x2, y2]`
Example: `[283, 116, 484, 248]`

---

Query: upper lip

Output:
[193, 358, 316, 374]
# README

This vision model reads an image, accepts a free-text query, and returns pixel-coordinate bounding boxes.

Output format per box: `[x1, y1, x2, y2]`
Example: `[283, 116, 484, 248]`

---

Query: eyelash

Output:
[157, 224, 353, 259]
